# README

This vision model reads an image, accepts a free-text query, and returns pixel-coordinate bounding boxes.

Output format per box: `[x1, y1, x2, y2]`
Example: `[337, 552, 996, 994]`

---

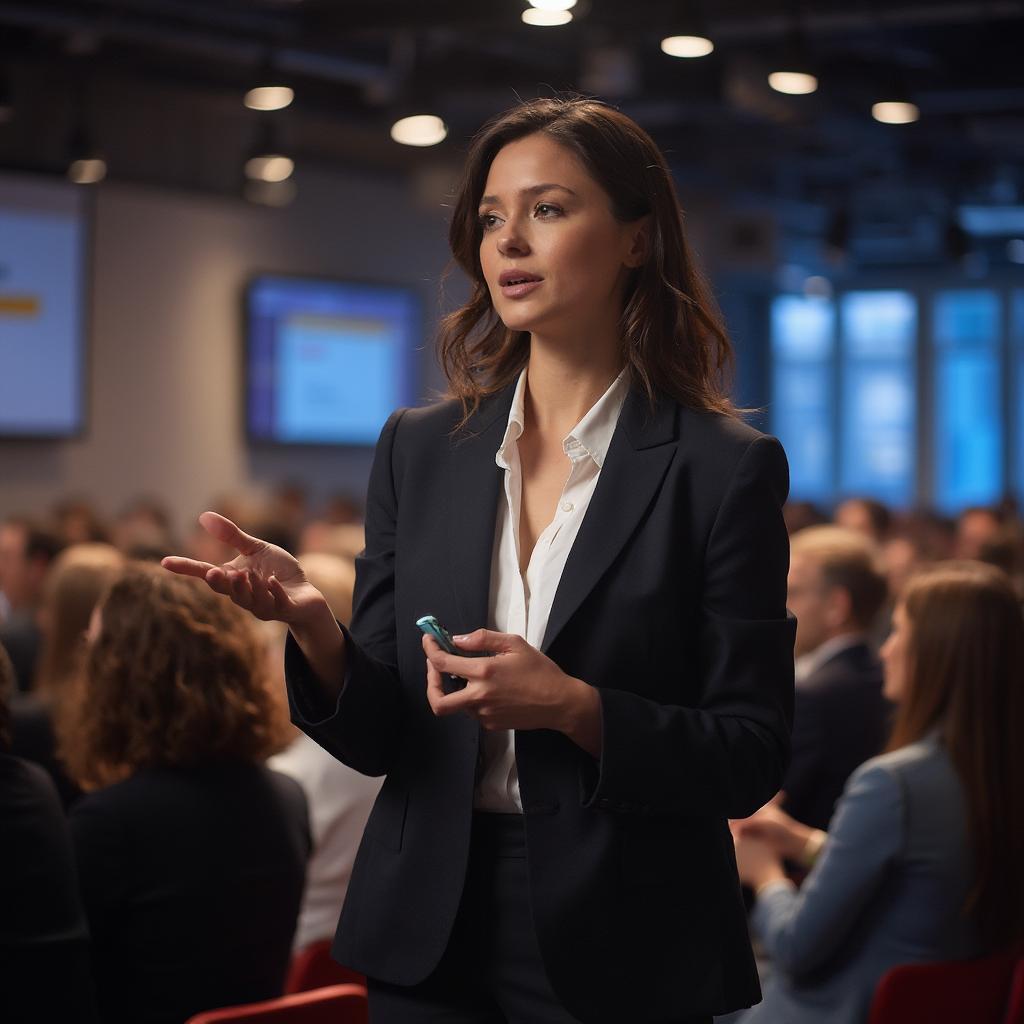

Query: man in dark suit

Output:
[782, 526, 891, 832]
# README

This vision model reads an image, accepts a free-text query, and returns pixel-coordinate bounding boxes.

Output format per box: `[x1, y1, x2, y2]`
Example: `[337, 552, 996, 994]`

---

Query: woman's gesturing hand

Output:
[422, 628, 603, 755]
[161, 511, 327, 627]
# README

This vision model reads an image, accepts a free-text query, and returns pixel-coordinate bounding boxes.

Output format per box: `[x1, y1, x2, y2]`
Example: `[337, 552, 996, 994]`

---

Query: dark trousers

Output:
[367, 812, 713, 1024]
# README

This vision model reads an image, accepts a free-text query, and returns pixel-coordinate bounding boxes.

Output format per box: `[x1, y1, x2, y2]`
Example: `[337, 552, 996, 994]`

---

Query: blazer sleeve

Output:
[284, 408, 407, 777]
[585, 435, 795, 819]
[781, 687, 825, 826]
[750, 760, 904, 977]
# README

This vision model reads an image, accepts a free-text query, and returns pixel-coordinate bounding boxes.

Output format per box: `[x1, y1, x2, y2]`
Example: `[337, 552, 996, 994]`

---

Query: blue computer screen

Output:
[246, 275, 420, 446]
[0, 174, 86, 437]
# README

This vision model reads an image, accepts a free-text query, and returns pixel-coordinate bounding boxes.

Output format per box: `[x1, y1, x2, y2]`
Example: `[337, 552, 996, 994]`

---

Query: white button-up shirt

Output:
[473, 366, 630, 813]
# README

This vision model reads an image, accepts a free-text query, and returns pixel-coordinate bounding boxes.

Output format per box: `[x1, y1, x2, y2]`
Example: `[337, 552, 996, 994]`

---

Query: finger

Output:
[229, 569, 255, 611]
[267, 575, 298, 619]
[161, 556, 217, 580]
[204, 566, 235, 597]
[248, 573, 278, 620]
[425, 646, 495, 682]
[198, 510, 265, 557]
[450, 628, 520, 653]
[424, 658, 450, 715]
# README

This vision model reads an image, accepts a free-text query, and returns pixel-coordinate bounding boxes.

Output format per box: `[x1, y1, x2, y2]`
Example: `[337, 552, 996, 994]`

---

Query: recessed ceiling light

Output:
[872, 101, 919, 124]
[660, 35, 714, 59]
[244, 85, 294, 111]
[528, 0, 577, 9]
[522, 8, 573, 26]
[68, 157, 106, 184]
[390, 114, 448, 147]
[245, 154, 294, 182]
[768, 71, 818, 95]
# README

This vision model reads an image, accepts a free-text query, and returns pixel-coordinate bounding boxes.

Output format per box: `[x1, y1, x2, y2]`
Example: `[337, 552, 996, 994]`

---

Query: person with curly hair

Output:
[58, 562, 310, 1024]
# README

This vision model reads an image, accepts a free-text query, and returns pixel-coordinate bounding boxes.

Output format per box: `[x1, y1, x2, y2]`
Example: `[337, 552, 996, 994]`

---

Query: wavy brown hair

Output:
[886, 561, 1024, 950]
[58, 562, 290, 790]
[440, 95, 736, 426]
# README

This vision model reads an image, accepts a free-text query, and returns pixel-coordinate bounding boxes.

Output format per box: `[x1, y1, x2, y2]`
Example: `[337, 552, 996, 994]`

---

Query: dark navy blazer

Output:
[286, 382, 796, 1022]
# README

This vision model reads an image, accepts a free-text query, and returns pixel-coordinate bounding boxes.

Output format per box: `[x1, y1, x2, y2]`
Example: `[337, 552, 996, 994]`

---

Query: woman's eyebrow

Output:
[479, 183, 578, 206]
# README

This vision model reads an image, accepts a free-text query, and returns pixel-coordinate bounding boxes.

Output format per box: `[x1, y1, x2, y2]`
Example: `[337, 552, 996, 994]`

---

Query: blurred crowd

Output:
[1, 484, 1022, 1023]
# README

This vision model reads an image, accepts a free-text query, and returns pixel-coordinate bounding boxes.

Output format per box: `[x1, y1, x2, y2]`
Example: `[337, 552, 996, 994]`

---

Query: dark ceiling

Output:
[1, 0, 1023, 258]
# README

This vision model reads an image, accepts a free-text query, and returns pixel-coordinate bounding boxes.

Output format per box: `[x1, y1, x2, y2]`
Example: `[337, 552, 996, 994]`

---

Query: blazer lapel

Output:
[541, 387, 677, 653]
[444, 384, 517, 633]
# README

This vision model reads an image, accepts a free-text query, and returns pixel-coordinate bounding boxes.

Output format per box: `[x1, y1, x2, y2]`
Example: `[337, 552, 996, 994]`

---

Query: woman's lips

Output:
[497, 272, 544, 299]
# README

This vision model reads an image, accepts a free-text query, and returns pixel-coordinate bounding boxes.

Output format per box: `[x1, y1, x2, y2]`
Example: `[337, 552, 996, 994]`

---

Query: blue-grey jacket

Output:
[744, 734, 980, 1024]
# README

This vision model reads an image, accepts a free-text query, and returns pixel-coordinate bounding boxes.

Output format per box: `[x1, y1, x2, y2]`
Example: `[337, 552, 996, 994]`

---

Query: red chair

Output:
[284, 939, 367, 994]
[869, 949, 1019, 1024]
[185, 983, 368, 1024]
[1005, 956, 1024, 1024]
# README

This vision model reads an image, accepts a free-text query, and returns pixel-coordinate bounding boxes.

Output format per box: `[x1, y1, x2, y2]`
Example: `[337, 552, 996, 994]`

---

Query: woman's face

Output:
[477, 132, 645, 344]
[880, 601, 911, 703]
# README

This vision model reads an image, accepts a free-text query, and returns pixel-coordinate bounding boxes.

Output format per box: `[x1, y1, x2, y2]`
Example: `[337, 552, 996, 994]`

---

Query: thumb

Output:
[199, 510, 264, 557]
[452, 628, 519, 653]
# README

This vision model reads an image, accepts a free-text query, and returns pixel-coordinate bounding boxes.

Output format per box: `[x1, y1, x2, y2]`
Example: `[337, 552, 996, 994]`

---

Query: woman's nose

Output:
[496, 223, 529, 257]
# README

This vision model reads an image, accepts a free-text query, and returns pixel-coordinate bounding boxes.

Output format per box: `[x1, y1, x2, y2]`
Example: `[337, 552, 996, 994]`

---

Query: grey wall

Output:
[0, 166, 457, 537]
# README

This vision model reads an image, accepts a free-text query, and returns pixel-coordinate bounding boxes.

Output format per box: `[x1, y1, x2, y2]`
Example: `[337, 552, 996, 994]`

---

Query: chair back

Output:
[186, 982, 368, 1024]
[284, 940, 367, 994]
[1004, 956, 1024, 1024]
[869, 950, 1019, 1024]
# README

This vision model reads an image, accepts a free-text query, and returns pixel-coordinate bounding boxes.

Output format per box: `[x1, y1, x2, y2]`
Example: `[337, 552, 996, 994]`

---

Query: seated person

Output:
[731, 561, 1024, 1024]
[58, 563, 310, 1024]
[10, 542, 123, 809]
[783, 526, 891, 830]
[265, 552, 383, 953]
[0, 644, 97, 1021]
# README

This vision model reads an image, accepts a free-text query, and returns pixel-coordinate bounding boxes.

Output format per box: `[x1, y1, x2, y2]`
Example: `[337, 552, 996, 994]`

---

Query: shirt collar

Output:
[794, 632, 866, 685]
[494, 366, 629, 471]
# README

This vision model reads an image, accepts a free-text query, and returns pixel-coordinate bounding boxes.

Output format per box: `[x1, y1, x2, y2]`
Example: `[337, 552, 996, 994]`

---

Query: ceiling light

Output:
[390, 113, 447, 147]
[245, 154, 294, 182]
[522, 8, 573, 26]
[872, 101, 919, 124]
[768, 71, 818, 95]
[68, 158, 107, 185]
[527, 0, 577, 9]
[244, 85, 294, 111]
[660, 35, 714, 58]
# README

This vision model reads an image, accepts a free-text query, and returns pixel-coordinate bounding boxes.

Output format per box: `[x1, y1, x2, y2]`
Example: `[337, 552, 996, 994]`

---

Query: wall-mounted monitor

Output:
[245, 274, 420, 446]
[0, 173, 88, 438]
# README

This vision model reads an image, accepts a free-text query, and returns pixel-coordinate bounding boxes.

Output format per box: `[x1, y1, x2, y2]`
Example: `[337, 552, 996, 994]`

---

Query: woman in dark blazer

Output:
[165, 96, 795, 1024]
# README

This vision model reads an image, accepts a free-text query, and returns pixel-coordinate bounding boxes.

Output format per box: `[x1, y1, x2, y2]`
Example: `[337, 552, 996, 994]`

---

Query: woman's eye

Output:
[478, 212, 502, 231]
[535, 203, 562, 218]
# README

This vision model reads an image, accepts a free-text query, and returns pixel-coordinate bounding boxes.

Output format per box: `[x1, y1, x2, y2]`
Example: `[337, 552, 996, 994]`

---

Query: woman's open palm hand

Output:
[162, 511, 326, 626]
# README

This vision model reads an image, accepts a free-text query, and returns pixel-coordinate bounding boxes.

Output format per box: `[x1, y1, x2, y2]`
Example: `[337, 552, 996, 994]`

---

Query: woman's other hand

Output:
[732, 794, 816, 862]
[162, 511, 328, 628]
[422, 628, 602, 756]
[732, 831, 787, 891]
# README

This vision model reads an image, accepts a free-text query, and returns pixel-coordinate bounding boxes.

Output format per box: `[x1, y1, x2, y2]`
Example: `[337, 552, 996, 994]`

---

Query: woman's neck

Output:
[523, 335, 624, 441]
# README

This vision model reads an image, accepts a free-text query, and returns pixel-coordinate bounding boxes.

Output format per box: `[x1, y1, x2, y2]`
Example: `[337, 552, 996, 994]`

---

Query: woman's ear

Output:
[624, 216, 652, 268]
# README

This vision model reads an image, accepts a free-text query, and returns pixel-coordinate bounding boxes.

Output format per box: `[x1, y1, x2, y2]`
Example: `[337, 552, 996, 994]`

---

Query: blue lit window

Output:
[771, 296, 835, 503]
[1013, 291, 1024, 502]
[838, 291, 917, 506]
[933, 290, 1003, 512]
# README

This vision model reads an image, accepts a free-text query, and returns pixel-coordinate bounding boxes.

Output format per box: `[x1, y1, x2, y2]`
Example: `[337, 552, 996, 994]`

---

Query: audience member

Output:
[731, 561, 1024, 1024]
[52, 497, 111, 546]
[111, 496, 177, 561]
[0, 643, 98, 1021]
[955, 505, 1003, 560]
[782, 527, 891, 831]
[783, 500, 828, 536]
[10, 543, 124, 809]
[833, 497, 892, 545]
[58, 563, 310, 1024]
[267, 551, 382, 952]
[0, 516, 64, 691]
